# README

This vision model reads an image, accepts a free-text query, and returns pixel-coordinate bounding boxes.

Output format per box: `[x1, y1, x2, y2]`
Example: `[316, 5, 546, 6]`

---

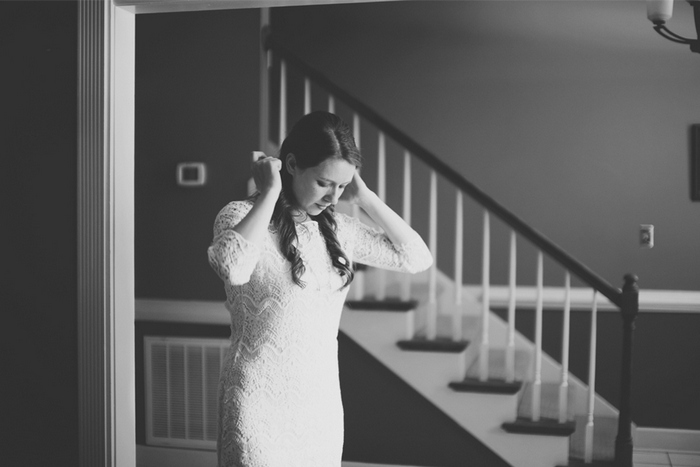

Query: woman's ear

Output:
[285, 153, 297, 175]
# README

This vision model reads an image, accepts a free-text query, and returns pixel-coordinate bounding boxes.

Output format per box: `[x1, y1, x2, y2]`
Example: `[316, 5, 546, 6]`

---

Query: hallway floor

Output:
[341, 448, 700, 467]
[635, 449, 700, 467]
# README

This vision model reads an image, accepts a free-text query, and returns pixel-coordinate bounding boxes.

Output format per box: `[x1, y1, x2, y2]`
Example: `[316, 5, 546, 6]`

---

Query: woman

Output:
[207, 111, 432, 467]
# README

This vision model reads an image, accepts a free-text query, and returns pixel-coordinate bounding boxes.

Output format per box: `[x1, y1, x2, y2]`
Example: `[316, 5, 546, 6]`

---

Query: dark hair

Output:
[273, 111, 362, 288]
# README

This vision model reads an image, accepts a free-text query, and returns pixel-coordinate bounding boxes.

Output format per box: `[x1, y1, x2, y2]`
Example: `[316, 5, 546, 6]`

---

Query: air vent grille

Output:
[144, 336, 229, 449]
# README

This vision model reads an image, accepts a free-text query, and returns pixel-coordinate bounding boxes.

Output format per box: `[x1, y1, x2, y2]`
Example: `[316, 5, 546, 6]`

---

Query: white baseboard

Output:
[136, 445, 216, 467]
[136, 445, 425, 467]
[635, 427, 700, 453]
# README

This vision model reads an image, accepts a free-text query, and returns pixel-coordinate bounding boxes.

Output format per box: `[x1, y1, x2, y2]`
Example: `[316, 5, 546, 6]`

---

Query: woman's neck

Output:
[291, 208, 310, 224]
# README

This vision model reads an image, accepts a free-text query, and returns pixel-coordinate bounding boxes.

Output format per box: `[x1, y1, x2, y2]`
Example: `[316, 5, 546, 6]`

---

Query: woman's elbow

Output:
[207, 246, 253, 286]
[404, 252, 433, 274]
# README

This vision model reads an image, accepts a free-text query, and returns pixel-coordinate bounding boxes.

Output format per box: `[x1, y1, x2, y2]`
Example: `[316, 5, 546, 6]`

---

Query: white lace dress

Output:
[207, 200, 432, 467]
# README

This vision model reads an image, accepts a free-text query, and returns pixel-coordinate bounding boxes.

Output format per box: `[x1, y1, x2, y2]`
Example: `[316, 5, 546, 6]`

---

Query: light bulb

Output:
[647, 0, 674, 24]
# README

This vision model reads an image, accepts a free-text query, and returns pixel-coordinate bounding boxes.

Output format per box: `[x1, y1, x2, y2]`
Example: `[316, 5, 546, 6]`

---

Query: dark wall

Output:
[2, 1, 79, 465]
[135, 9, 261, 301]
[270, 1, 700, 292]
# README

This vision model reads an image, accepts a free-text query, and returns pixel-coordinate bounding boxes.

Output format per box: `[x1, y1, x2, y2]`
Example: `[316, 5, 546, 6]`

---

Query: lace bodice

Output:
[207, 199, 432, 467]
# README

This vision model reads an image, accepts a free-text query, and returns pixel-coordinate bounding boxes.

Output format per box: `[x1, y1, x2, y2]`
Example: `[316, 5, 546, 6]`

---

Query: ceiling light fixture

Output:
[647, 0, 700, 53]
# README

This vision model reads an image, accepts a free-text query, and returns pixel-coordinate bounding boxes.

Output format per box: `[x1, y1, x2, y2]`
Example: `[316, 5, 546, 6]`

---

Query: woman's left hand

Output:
[340, 170, 372, 206]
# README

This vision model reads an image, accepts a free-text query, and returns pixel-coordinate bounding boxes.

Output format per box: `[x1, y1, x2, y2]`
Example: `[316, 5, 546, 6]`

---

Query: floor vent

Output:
[144, 336, 229, 450]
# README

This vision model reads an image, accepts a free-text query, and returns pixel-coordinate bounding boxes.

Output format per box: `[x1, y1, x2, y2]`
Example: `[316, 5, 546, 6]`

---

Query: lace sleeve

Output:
[338, 213, 433, 274]
[207, 200, 261, 286]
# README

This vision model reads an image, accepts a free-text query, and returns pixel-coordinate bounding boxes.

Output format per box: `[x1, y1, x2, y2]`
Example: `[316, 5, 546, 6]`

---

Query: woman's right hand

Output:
[251, 155, 282, 196]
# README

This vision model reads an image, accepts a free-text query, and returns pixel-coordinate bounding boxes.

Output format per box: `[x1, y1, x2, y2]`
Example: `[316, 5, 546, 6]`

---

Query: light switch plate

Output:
[177, 162, 207, 187]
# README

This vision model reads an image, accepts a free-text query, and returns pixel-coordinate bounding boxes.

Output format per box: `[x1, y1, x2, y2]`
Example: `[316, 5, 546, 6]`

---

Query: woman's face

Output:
[288, 155, 356, 216]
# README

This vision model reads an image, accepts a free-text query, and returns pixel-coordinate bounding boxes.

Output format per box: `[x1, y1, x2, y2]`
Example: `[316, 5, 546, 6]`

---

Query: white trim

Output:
[463, 285, 700, 313]
[635, 427, 700, 453]
[133, 287, 700, 327]
[136, 445, 216, 467]
[135, 445, 420, 467]
[116, 0, 402, 15]
[136, 298, 229, 325]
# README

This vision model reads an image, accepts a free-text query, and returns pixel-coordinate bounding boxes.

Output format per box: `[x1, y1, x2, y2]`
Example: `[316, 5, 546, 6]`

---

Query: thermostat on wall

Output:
[177, 162, 207, 187]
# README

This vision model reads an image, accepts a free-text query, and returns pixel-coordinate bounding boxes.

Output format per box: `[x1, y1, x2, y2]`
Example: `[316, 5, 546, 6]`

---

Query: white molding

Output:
[136, 445, 419, 467]
[135, 287, 700, 326]
[136, 446, 216, 467]
[136, 298, 229, 325]
[635, 427, 700, 453]
[115, 0, 402, 15]
[462, 285, 700, 314]
[78, 1, 136, 467]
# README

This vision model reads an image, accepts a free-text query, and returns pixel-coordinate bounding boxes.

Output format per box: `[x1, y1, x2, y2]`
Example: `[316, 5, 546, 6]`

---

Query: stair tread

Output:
[502, 417, 577, 436]
[345, 299, 418, 311]
[449, 376, 523, 395]
[569, 415, 619, 462]
[465, 348, 531, 381]
[396, 337, 469, 353]
[518, 382, 578, 421]
[558, 459, 618, 467]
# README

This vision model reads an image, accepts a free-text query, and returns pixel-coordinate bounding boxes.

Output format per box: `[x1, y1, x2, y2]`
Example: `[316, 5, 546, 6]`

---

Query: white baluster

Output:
[278, 59, 287, 145]
[505, 231, 517, 383]
[376, 132, 387, 301]
[531, 251, 544, 422]
[328, 94, 335, 114]
[559, 271, 572, 423]
[401, 151, 412, 303]
[351, 112, 363, 301]
[584, 290, 599, 464]
[479, 210, 490, 381]
[304, 77, 311, 115]
[453, 191, 464, 342]
[427, 170, 438, 340]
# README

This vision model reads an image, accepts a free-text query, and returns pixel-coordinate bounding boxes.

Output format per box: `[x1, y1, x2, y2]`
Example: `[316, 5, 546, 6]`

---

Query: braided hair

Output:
[273, 111, 362, 289]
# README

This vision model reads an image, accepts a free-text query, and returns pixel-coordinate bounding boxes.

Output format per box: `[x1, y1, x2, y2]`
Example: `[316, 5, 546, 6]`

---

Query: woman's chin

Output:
[311, 203, 330, 215]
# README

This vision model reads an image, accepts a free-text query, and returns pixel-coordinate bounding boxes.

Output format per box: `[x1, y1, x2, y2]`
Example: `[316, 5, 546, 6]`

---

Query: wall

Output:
[2, 1, 79, 464]
[136, 8, 260, 301]
[270, 1, 700, 292]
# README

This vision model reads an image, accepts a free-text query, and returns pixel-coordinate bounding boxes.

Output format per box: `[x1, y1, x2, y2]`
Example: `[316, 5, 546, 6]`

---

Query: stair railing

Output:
[263, 29, 639, 467]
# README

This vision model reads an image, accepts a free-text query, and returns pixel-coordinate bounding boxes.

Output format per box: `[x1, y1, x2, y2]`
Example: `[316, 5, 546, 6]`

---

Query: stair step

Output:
[557, 459, 618, 467]
[465, 348, 531, 381]
[345, 299, 418, 312]
[502, 417, 577, 437]
[396, 337, 469, 353]
[569, 415, 618, 462]
[449, 377, 523, 395]
[518, 382, 578, 421]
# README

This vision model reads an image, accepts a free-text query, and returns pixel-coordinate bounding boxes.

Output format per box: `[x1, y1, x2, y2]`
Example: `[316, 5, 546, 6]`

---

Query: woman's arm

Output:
[207, 155, 281, 285]
[341, 171, 420, 246]
[232, 155, 282, 245]
[340, 171, 432, 273]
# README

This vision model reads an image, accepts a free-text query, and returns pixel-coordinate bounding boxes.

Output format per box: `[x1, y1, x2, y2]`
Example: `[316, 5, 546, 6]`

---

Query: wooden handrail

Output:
[263, 30, 623, 308]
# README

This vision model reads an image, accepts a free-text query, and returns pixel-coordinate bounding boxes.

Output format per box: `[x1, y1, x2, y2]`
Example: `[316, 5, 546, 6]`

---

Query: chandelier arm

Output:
[653, 24, 695, 44]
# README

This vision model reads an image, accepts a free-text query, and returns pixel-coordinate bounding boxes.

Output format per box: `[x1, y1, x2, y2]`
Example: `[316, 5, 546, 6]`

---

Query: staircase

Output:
[340, 267, 623, 467]
[262, 28, 640, 467]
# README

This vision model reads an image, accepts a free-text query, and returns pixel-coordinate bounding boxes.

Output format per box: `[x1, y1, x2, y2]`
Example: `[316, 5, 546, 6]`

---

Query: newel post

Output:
[615, 274, 639, 467]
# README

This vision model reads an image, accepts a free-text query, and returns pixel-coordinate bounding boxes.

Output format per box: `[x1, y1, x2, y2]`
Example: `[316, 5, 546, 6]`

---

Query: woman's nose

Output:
[324, 187, 340, 204]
